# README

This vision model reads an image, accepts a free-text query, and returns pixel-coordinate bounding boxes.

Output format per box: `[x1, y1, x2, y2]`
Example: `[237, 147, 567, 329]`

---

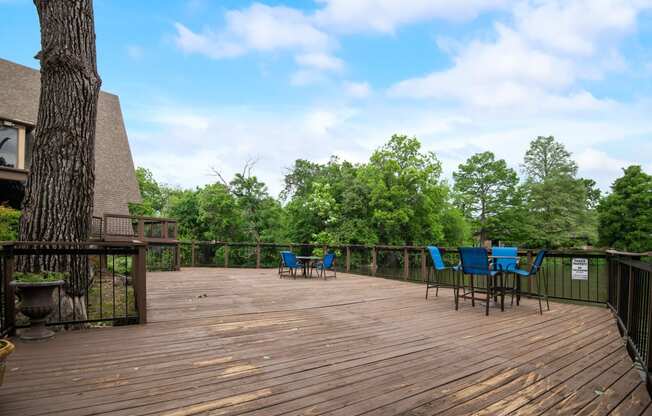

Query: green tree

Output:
[523, 136, 577, 180]
[440, 206, 472, 246]
[453, 151, 520, 243]
[598, 166, 652, 252]
[361, 135, 447, 245]
[164, 189, 201, 239]
[196, 183, 245, 241]
[129, 167, 169, 216]
[284, 157, 375, 244]
[230, 173, 286, 242]
[522, 136, 596, 248]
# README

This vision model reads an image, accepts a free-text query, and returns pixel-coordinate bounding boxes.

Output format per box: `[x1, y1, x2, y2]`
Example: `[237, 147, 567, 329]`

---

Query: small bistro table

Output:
[296, 256, 322, 277]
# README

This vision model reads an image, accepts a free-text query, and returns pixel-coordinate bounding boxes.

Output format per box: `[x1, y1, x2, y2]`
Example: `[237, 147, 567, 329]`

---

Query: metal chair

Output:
[458, 247, 508, 316]
[425, 246, 461, 308]
[492, 246, 518, 304]
[510, 250, 549, 314]
[279, 251, 303, 279]
[311, 252, 336, 279]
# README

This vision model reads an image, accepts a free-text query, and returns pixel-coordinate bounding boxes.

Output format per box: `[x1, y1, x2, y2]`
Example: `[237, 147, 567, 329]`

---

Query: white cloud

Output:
[390, 24, 579, 108]
[314, 0, 511, 33]
[576, 148, 632, 174]
[290, 69, 327, 86]
[174, 3, 332, 59]
[152, 0, 652, 194]
[389, 1, 651, 111]
[514, 0, 639, 57]
[343, 81, 372, 98]
[127, 95, 652, 196]
[129, 103, 365, 195]
[295, 52, 343, 71]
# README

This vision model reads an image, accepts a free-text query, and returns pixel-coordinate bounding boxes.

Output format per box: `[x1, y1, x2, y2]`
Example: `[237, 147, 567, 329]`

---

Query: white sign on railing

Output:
[572, 258, 589, 280]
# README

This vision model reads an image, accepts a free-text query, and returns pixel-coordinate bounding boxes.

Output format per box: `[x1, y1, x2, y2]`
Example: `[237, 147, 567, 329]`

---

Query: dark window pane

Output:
[25, 128, 33, 169]
[0, 126, 18, 168]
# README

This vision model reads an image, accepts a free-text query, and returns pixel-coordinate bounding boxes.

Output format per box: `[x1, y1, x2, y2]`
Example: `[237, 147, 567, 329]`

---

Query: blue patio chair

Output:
[279, 251, 303, 279]
[492, 246, 518, 304]
[458, 247, 509, 316]
[509, 250, 549, 314]
[425, 246, 461, 308]
[491, 247, 518, 273]
[311, 252, 336, 279]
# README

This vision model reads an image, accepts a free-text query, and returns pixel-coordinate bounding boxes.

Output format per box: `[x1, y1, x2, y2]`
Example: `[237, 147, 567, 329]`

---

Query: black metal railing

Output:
[607, 252, 652, 393]
[178, 241, 609, 303]
[0, 241, 147, 337]
[147, 244, 179, 271]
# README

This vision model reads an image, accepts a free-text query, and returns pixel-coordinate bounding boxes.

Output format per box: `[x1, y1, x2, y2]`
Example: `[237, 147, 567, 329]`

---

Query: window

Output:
[0, 126, 18, 168]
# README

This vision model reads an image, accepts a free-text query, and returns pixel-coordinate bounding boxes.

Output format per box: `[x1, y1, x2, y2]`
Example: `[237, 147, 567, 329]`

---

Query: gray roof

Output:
[0, 58, 141, 216]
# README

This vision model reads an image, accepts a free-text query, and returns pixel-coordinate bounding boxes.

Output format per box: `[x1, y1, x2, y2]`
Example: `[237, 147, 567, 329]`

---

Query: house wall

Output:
[0, 58, 141, 217]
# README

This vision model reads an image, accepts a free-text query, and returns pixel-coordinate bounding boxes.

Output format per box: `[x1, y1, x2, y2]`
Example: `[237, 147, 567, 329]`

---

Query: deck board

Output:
[0, 267, 648, 416]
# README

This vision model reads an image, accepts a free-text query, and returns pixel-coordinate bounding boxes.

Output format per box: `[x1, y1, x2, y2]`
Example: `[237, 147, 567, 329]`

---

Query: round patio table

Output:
[296, 256, 321, 277]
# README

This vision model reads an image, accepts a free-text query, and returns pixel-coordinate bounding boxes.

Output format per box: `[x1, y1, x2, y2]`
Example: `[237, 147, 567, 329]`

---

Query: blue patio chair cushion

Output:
[510, 250, 546, 277]
[317, 253, 335, 269]
[492, 247, 518, 272]
[531, 250, 546, 274]
[427, 246, 446, 270]
[512, 268, 532, 276]
[428, 246, 460, 271]
[281, 251, 302, 269]
[458, 247, 497, 276]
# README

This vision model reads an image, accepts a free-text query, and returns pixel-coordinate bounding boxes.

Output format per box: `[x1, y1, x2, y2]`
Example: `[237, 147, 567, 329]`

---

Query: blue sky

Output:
[2, 0, 652, 195]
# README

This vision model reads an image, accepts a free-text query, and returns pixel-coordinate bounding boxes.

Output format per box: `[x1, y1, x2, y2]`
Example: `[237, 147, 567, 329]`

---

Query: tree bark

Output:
[18, 0, 101, 318]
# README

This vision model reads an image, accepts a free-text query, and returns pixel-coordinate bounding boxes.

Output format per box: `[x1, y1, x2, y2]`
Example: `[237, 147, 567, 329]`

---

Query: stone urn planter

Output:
[0, 339, 14, 386]
[11, 272, 66, 341]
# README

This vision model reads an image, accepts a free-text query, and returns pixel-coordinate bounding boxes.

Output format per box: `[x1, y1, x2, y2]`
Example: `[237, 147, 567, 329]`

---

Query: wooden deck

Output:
[0, 268, 649, 416]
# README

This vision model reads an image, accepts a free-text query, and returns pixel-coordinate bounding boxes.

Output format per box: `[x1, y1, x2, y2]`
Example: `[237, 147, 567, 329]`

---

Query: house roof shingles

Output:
[0, 58, 141, 216]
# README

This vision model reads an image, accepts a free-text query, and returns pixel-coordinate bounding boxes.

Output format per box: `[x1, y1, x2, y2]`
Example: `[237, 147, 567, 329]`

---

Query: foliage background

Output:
[126, 135, 649, 251]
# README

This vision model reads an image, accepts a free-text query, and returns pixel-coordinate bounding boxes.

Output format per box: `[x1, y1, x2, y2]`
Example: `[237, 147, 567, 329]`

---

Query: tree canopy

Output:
[598, 166, 652, 252]
[126, 134, 648, 251]
[520, 136, 598, 248]
[453, 151, 520, 243]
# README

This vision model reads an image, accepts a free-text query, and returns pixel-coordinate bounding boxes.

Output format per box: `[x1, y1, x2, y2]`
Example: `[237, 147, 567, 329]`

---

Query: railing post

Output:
[191, 241, 196, 267]
[224, 244, 229, 268]
[174, 244, 181, 271]
[646, 263, 652, 393]
[137, 218, 145, 240]
[346, 246, 351, 273]
[134, 244, 147, 324]
[420, 248, 427, 282]
[627, 264, 634, 334]
[371, 246, 377, 276]
[527, 250, 533, 294]
[162, 221, 168, 239]
[3, 246, 16, 336]
[256, 244, 261, 269]
[403, 247, 409, 280]
[616, 259, 622, 315]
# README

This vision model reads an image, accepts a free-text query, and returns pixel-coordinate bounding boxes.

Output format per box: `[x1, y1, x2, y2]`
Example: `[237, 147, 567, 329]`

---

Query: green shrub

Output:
[13, 271, 67, 283]
[0, 205, 20, 241]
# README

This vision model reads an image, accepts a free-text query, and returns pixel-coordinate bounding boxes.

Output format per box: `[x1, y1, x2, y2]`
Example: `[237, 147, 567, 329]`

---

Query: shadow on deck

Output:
[0, 268, 649, 415]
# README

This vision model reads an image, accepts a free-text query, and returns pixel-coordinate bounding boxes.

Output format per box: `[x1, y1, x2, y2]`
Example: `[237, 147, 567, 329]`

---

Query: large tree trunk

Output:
[18, 0, 101, 322]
